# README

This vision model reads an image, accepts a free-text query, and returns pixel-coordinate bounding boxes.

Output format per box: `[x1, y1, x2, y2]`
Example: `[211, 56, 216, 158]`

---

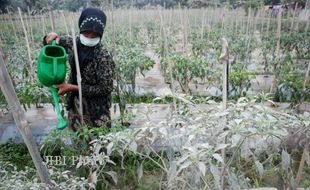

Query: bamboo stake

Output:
[239, 11, 243, 34]
[206, 9, 210, 39]
[294, 5, 300, 32]
[27, 6, 34, 42]
[220, 38, 229, 111]
[62, 12, 69, 36]
[290, 3, 298, 34]
[201, 8, 205, 39]
[305, 11, 309, 35]
[129, 0, 133, 41]
[246, 8, 251, 38]
[302, 60, 310, 95]
[219, 38, 229, 190]
[6, 8, 18, 41]
[254, 10, 259, 32]
[0, 36, 3, 48]
[0, 25, 4, 44]
[275, 11, 282, 57]
[49, 7, 55, 31]
[41, 14, 46, 36]
[0, 48, 51, 185]
[266, 12, 271, 36]
[260, 9, 265, 35]
[70, 21, 84, 125]
[295, 141, 310, 186]
[22, 9, 30, 35]
[184, 8, 189, 54]
[18, 8, 33, 76]
[234, 10, 239, 36]
[178, 3, 185, 53]
[270, 11, 282, 93]
[246, 10, 253, 59]
[159, 7, 176, 110]
[221, 8, 225, 35]
[23, 12, 31, 38]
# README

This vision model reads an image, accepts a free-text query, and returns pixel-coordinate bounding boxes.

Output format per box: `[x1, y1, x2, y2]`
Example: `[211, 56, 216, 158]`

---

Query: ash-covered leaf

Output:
[105, 171, 118, 184]
[255, 160, 264, 179]
[137, 162, 143, 181]
[167, 161, 177, 183]
[210, 163, 220, 188]
[197, 162, 206, 176]
[106, 142, 114, 155]
[213, 153, 224, 163]
[281, 149, 290, 170]
[215, 143, 230, 151]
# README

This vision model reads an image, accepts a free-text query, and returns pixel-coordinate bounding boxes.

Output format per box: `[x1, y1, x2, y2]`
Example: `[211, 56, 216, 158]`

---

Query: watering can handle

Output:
[53, 58, 57, 77]
[51, 40, 58, 77]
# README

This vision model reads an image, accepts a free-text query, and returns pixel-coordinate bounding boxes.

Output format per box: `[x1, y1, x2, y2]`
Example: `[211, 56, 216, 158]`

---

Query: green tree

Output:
[244, 0, 263, 15]
[65, 0, 87, 11]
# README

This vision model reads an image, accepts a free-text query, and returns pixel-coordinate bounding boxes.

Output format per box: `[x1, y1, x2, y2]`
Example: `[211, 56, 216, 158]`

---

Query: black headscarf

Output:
[70, 7, 106, 84]
[78, 7, 106, 38]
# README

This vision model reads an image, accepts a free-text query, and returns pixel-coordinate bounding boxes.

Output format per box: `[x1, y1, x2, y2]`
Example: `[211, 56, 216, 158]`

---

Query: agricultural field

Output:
[0, 3, 310, 190]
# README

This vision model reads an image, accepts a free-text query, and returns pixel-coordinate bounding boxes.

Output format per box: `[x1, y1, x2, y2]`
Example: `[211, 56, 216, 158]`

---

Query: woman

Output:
[44, 7, 115, 131]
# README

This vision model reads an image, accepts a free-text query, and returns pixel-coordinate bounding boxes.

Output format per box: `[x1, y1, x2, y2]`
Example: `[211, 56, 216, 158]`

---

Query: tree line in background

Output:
[0, 0, 308, 13]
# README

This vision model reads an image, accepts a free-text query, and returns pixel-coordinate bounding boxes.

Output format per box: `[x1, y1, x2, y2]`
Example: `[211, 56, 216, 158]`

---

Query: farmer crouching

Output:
[43, 7, 115, 131]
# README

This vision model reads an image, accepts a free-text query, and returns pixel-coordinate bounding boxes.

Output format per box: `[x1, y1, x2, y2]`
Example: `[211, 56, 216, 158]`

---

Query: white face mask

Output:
[80, 34, 100, 47]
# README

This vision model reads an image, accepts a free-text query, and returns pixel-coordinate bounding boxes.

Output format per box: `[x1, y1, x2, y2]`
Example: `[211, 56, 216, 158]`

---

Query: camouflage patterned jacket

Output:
[43, 36, 115, 128]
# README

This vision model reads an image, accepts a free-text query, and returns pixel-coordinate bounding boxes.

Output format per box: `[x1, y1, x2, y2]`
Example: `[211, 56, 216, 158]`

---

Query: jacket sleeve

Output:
[81, 50, 115, 98]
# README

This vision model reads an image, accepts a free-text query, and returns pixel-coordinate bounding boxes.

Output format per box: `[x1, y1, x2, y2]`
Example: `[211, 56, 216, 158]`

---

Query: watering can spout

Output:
[50, 86, 68, 130]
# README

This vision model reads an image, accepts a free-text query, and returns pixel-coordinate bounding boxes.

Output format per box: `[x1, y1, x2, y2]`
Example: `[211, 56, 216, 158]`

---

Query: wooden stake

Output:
[27, 6, 34, 42]
[234, 11, 239, 36]
[62, 12, 69, 36]
[266, 12, 271, 36]
[184, 8, 189, 53]
[18, 8, 33, 76]
[219, 38, 229, 190]
[23, 12, 31, 38]
[70, 22, 84, 125]
[295, 141, 310, 186]
[220, 38, 229, 110]
[0, 36, 3, 48]
[41, 14, 46, 36]
[275, 11, 282, 57]
[6, 8, 17, 41]
[305, 13, 309, 35]
[159, 7, 176, 110]
[206, 9, 210, 39]
[290, 3, 298, 34]
[0, 23, 5, 44]
[0, 48, 51, 185]
[129, 0, 133, 41]
[178, 4, 185, 53]
[270, 11, 282, 93]
[49, 7, 55, 32]
[260, 10, 265, 35]
[246, 8, 251, 38]
[201, 8, 205, 39]
[302, 60, 310, 96]
[254, 10, 259, 32]
[221, 8, 225, 35]
[295, 16, 300, 33]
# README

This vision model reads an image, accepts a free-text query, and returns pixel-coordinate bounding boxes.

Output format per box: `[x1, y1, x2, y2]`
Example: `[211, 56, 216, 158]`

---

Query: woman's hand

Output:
[54, 83, 78, 96]
[46, 32, 60, 44]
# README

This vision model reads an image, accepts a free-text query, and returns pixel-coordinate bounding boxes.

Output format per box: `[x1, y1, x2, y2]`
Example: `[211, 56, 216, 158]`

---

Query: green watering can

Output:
[37, 40, 68, 130]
